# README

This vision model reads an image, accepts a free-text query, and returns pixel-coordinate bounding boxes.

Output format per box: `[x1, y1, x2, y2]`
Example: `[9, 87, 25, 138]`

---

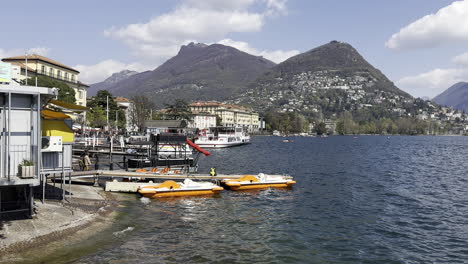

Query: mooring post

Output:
[110, 136, 114, 170]
[93, 172, 99, 187]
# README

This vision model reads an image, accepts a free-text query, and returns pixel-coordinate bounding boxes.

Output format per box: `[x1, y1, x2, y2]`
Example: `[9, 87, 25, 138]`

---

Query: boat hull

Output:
[195, 142, 249, 148]
[222, 181, 296, 190]
[138, 187, 223, 198]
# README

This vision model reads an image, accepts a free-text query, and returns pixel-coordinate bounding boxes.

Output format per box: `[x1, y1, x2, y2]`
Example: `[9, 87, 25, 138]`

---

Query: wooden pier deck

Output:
[64, 170, 292, 180]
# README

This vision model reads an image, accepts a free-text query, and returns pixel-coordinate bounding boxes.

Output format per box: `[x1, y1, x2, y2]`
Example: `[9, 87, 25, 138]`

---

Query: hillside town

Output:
[1, 54, 467, 137]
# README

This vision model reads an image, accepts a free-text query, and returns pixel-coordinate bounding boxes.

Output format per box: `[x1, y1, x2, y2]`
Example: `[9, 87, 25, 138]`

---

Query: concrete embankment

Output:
[0, 183, 118, 263]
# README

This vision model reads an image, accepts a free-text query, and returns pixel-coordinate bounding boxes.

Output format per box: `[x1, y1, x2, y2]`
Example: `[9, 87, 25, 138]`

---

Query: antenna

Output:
[25, 49, 28, 86]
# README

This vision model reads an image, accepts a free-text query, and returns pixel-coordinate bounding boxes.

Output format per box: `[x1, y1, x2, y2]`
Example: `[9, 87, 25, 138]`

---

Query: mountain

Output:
[230, 41, 414, 117]
[97, 42, 276, 107]
[88, 70, 139, 96]
[433, 82, 468, 113]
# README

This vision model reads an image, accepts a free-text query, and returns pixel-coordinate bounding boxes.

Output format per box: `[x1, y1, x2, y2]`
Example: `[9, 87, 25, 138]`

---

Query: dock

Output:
[52, 170, 293, 193]
[64, 170, 281, 180]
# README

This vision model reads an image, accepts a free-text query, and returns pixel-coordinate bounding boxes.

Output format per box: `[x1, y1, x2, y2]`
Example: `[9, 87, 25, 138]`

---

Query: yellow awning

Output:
[41, 109, 71, 120]
[49, 99, 89, 112]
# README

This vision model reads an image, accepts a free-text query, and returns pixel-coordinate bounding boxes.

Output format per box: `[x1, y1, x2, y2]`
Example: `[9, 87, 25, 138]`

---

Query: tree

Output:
[87, 90, 122, 128]
[86, 107, 106, 128]
[314, 122, 327, 135]
[164, 99, 192, 120]
[26, 75, 76, 104]
[130, 95, 154, 132]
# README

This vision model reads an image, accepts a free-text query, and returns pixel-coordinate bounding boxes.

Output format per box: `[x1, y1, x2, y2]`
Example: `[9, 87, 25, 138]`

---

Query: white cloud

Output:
[452, 52, 468, 65]
[104, 0, 288, 60]
[74, 60, 153, 84]
[386, 0, 468, 49]
[397, 68, 468, 98]
[217, 38, 299, 63]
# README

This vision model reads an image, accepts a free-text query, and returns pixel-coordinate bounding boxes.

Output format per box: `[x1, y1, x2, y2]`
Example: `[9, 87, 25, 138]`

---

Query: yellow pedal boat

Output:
[138, 179, 223, 198]
[221, 173, 296, 191]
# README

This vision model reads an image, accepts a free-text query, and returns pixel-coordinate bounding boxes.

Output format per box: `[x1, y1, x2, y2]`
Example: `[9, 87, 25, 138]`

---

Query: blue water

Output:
[73, 136, 468, 264]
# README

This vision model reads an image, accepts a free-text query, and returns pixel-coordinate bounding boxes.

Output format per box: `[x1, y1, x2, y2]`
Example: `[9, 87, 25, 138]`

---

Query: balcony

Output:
[37, 71, 77, 84]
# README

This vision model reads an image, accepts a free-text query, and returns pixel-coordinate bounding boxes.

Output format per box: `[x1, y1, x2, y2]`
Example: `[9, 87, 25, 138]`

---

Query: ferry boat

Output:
[137, 179, 223, 198]
[221, 173, 296, 190]
[195, 127, 250, 148]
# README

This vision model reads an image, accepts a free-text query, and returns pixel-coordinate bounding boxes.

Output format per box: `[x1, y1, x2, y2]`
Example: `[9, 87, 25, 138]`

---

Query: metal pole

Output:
[37, 94, 41, 196]
[42, 174, 46, 203]
[61, 144, 64, 201]
[106, 96, 109, 131]
[69, 172, 71, 200]
[25, 51, 28, 86]
[7, 92, 10, 181]
[110, 136, 113, 170]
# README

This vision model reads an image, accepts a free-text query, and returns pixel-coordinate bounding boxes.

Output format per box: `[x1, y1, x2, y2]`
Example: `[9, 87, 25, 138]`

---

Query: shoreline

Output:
[0, 184, 120, 263]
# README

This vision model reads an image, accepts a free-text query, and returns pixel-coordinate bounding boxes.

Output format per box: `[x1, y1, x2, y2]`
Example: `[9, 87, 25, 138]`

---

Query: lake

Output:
[57, 136, 468, 263]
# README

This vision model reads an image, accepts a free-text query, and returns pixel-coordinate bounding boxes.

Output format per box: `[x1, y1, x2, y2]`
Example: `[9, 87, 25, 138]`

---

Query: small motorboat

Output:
[221, 173, 296, 191]
[138, 179, 223, 198]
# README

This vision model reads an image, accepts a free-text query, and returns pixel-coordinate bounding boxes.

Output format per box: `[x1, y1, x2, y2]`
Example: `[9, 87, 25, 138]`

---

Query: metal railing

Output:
[9, 144, 37, 177]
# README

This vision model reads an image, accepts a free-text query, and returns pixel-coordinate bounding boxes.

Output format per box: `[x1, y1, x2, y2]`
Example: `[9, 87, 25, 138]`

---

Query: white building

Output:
[1, 54, 88, 107]
[188, 113, 217, 130]
[115, 97, 137, 132]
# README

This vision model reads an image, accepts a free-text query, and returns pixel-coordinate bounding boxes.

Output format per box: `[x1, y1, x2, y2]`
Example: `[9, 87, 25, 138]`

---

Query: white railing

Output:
[9, 144, 36, 177]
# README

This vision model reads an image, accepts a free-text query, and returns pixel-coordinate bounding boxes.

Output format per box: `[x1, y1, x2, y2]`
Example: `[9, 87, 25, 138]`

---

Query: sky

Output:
[1, 0, 467, 98]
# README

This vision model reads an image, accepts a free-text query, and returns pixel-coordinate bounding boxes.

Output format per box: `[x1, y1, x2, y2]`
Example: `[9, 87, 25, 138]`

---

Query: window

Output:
[49, 68, 53, 77]
[78, 90, 83, 99]
[65, 72, 69, 81]
[57, 70, 62, 79]
[71, 75, 75, 82]
[41, 65, 46, 74]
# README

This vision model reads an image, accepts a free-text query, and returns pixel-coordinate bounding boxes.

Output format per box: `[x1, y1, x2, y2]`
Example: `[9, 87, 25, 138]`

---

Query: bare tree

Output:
[130, 95, 154, 132]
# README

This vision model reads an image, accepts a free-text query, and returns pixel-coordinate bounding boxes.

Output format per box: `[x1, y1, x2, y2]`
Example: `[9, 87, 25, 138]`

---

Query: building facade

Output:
[115, 97, 137, 132]
[189, 101, 260, 132]
[188, 113, 217, 130]
[1, 54, 88, 107]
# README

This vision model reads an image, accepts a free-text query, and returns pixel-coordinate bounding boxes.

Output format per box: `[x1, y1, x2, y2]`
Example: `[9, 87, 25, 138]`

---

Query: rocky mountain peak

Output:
[104, 70, 139, 84]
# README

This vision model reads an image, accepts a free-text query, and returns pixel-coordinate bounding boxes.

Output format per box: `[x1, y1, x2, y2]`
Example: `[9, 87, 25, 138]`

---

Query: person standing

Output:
[83, 151, 91, 171]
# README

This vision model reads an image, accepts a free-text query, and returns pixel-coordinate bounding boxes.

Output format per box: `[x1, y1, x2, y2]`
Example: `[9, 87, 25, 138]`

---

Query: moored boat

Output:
[221, 173, 296, 190]
[138, 179, 223, 198]
[195, 127, 250, 148]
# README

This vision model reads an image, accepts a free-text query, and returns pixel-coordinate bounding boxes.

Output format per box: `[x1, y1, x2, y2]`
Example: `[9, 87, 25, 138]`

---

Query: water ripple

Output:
[74, 136, 468, 264]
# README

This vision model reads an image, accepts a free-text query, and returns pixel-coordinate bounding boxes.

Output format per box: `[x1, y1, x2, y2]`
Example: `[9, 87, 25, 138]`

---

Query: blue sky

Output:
[1, 0, 467, 98]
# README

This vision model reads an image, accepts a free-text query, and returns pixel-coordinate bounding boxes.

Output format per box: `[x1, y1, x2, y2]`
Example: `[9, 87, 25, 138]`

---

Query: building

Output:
[0, 84, 57, 217]
[115, 97, 136, 132]
[189, 101, 260, 132]
[188, 113, 217, 130]
[1, 54, 88, 107]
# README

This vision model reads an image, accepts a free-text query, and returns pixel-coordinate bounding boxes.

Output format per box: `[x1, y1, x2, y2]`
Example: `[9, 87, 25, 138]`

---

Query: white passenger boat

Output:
[195, 127, 250, 148]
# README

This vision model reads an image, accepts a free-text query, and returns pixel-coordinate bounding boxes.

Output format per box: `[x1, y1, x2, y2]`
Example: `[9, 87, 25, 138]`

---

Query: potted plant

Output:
[20, 159, 35, 178]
